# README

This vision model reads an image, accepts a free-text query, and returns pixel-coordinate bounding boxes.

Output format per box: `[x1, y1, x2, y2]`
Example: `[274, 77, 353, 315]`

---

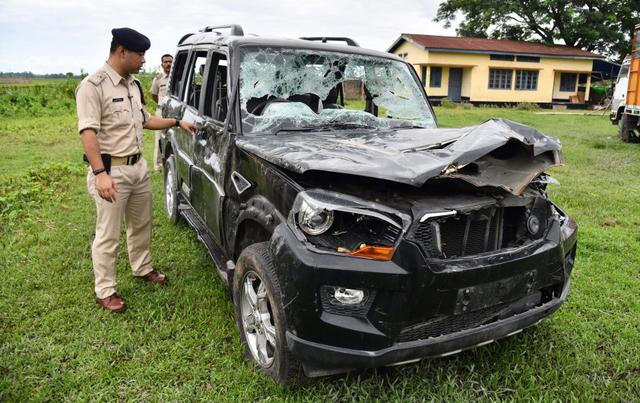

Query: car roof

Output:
[178, 32, 402, 61]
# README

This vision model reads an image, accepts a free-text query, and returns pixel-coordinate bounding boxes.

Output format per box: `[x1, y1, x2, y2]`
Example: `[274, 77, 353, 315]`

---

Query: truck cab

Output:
[610, 55, 630, 124]
[612, 23, 640, 142]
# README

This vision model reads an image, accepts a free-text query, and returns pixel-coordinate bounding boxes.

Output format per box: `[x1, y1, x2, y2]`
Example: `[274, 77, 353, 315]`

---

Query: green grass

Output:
[1, 108, 639, 400]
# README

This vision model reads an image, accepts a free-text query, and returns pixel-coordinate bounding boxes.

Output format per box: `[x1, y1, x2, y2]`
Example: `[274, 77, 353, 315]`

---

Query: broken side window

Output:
[183, 51, 208, 109]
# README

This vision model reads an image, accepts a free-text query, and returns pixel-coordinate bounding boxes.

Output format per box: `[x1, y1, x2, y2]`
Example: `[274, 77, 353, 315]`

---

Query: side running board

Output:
[179, 203, 233, 287]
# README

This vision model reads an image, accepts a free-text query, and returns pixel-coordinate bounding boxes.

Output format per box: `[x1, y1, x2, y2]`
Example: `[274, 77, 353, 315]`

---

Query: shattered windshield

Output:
[239, 47, 436, 134]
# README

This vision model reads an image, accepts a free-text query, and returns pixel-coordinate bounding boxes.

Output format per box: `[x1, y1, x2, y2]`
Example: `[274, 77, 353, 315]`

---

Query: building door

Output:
[448, 68, 463, 101]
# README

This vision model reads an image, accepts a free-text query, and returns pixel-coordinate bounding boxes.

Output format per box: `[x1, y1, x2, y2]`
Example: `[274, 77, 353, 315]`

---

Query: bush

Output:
[440, 98, 458, 109]
[0, 74, 157, 118]
[0, 80, 78, 118]
[516, 102, 541, 111]
[0, 162, 85, 225]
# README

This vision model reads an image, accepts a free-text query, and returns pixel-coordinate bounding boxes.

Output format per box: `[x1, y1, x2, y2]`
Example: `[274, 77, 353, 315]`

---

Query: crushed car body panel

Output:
[236, 118, 563, 194]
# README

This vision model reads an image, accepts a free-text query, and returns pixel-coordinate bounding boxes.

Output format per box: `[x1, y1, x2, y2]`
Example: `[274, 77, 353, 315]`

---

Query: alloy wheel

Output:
[165, 164, 176, 217]
[240, 271, 276, 367]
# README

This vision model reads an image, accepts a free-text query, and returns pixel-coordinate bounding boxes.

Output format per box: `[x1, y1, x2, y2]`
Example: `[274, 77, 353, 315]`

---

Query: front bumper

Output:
[287, 280, 569, 376]
[269, 212, 577, 377]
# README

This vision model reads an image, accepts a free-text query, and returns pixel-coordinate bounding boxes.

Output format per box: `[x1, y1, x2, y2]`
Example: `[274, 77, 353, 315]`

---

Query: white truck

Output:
[611, 24, 640, 142]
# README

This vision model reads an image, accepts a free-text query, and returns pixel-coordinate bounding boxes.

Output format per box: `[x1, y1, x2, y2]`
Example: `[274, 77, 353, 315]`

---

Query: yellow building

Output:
[388, 34, 604, 105]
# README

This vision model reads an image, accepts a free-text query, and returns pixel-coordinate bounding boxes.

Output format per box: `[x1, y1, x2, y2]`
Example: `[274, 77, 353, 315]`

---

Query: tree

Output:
[434, 0, 640, 62]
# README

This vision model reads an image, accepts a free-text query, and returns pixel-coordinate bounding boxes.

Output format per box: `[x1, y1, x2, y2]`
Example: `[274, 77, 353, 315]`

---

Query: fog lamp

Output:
[333, 288, 365, 305]
[527, 215, 541, 236]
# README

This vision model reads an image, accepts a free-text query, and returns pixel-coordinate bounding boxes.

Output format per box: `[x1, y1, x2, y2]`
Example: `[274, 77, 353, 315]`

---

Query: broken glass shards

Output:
[239, 48, 436, 135]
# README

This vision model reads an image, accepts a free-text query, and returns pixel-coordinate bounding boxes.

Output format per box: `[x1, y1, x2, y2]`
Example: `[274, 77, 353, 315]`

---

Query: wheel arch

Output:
[234, 219, 272, 261]
[232, 196, 286, 261]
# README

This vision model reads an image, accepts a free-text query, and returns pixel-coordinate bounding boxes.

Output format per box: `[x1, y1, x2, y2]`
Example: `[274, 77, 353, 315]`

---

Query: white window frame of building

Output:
[515, 70, 539, 91]
[488, 68, 513, 90]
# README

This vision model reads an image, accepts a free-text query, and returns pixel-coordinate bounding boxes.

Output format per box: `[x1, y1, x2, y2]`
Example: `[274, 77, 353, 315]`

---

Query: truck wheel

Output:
[233, 242, 306, 386]
[619, 114, 639, 143]
[163, 154, 181, 224]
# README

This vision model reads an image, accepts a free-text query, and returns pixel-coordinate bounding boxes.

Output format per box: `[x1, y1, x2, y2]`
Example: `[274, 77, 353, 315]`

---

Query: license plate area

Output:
[454, 270, 538, 315]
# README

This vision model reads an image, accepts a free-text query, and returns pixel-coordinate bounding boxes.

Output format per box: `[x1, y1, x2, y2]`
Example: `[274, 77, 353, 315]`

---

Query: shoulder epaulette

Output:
[87, 71, 107, 86]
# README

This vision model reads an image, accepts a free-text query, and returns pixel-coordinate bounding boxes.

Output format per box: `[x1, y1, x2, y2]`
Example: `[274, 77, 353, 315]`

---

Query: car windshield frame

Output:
[237, 46, 437, 135]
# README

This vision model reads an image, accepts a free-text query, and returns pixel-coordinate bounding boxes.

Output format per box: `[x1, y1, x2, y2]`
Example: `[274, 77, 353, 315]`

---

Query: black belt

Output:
[111, 153, 142, 166]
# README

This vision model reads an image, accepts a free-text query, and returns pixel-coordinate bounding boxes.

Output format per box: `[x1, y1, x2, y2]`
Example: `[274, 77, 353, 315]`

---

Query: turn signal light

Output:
[347, 245, 395, 261]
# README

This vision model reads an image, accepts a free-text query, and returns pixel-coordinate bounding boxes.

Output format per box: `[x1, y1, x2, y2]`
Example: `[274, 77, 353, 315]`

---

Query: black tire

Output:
[163, 154, 181, 224]
[619, 114, 640, 143]
[233, 242, 306, 386]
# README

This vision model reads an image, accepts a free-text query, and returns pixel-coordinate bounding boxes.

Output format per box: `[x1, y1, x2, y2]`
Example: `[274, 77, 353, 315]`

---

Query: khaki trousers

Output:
[153, 109, 163, 171]
[87, 158, 154, 298]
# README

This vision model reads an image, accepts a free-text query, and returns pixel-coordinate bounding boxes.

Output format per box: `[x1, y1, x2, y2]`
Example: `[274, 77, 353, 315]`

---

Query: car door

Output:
[174, 49, 210, 216]
[191, 50, 232, 242]
[163, 49, 192, 187]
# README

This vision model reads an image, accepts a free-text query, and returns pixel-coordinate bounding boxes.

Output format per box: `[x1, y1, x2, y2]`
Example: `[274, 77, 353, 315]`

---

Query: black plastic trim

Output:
[287, 280, 570, 377]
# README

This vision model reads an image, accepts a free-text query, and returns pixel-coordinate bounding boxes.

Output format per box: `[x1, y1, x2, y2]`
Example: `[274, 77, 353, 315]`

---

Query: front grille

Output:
[397, 304, 507, 342]
[412, 206, 528, 259]
[396, 292, 542, 342]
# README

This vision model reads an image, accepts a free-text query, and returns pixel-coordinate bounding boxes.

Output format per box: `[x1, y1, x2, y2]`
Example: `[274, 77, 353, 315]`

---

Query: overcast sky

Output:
[0, 0, 457, 74]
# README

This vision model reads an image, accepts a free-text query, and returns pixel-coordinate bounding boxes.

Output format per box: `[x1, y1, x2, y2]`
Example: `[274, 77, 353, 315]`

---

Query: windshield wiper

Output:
[393, 124, 427, 129]
[273, 123, 375, 135]
[272, 126, 331, 135]
[329, 122, 377, 130]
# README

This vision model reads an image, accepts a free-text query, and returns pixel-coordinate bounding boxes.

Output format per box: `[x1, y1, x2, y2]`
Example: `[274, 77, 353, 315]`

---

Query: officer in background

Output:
[150, 54, 173, 171]
[76, 28, 197, 313]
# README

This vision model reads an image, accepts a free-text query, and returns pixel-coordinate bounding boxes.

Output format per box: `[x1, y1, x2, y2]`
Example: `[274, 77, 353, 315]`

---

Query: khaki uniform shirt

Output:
[150, 72, 169, 105]
[76, 62, 150, 157]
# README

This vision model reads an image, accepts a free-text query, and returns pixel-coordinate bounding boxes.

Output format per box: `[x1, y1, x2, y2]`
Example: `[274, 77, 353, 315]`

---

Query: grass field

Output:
[1, 105, 639, 400]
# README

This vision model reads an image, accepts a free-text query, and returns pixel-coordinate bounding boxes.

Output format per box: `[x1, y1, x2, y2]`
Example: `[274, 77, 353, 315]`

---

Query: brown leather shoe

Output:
[138, 270, 168, 285]
[96, 293, 127, 313]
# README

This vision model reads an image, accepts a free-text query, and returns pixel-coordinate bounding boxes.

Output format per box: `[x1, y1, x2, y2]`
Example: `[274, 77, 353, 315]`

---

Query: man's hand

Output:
[180, 120, 198, 134]
[80, 129, 117, 202]
[95, 173, 119, 202]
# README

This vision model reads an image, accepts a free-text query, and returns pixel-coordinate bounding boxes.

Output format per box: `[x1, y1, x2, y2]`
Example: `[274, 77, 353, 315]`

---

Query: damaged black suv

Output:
[159, 24, 578, 385]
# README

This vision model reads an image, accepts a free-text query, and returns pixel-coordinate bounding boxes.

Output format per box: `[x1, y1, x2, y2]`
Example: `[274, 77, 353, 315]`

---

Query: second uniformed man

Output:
[150, 54, 172, 171]
[76, 27, 197, 313]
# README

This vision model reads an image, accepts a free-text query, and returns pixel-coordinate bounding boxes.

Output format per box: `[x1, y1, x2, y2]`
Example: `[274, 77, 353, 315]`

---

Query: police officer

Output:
[150, 54, 173, 171]
[76, 28, 197, 313]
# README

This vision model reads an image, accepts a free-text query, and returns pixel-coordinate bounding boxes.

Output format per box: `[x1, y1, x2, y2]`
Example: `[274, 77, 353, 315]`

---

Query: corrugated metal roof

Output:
[392, 34, 602, 59]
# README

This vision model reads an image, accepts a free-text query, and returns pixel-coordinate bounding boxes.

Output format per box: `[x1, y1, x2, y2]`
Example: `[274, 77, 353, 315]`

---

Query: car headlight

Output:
[297, 199, 334, 235]
[289, 190, 408, 261]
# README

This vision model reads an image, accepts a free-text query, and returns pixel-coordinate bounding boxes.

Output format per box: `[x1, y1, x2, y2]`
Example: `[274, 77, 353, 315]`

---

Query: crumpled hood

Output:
[235, 118, 563, 194]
